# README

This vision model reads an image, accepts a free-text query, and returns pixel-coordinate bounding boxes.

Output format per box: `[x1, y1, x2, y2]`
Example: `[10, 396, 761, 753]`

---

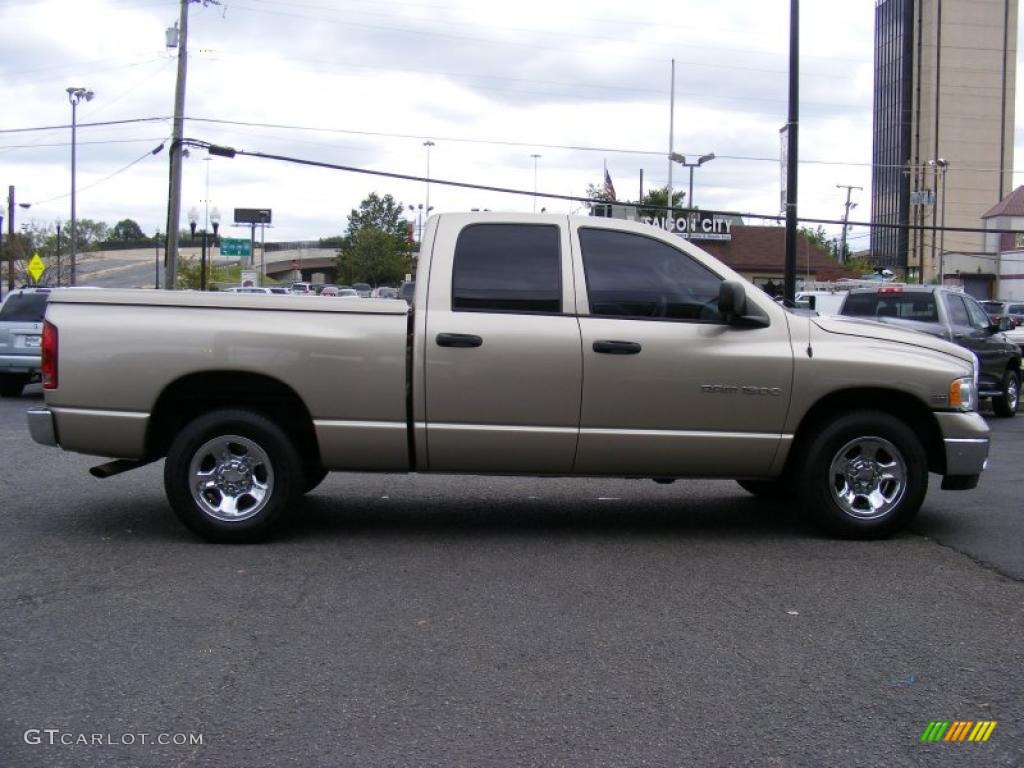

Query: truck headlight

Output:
[949, 377, 977, 412]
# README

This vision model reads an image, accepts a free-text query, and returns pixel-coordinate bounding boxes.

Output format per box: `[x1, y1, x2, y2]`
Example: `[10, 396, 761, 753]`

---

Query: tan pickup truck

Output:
[28, 213, 990, 542]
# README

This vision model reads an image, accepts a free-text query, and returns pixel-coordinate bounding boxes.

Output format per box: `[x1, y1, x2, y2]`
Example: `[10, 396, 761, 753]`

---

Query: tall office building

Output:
[870, 0, 1017, 280]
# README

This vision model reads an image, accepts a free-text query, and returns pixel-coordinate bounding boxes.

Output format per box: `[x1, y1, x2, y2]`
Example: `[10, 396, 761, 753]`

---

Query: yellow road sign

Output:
[27, 253, 45, 283]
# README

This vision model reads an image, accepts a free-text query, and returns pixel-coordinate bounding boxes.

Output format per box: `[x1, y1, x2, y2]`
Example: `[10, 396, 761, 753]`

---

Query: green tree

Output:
[336, 192, 413, 285]
[346, 192, 409, 238]
[636, 186, 687, 219]
[176, 255, 232, 290]
[71, 219, 109, 251]
[108, 218, 146, 243]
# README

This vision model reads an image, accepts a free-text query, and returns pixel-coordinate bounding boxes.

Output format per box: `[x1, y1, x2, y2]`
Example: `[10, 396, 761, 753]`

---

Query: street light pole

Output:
[56, 223, 62, 287]
[66, 86, 93, 287]
[530, 154, 542, 212]
[669, 152, 716, 212]
[423, 140, 435, 214]
[928, 158, 949, 285]
[154, 231, 160, 289]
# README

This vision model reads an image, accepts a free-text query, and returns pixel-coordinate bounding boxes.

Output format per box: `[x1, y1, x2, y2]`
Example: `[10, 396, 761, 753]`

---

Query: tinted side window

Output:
[943, 294, 970, 327]
[452, 224, 561, 313]
[0, 293, 48, 321]
[579, 228, 722, 321]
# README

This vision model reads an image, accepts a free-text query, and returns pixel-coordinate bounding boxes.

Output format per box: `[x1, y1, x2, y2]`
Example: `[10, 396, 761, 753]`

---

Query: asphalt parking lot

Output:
[1, 389, 1021, 767]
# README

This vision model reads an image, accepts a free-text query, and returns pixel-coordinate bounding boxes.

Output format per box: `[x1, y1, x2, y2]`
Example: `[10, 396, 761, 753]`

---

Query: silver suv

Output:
[0, 288, 50, 397]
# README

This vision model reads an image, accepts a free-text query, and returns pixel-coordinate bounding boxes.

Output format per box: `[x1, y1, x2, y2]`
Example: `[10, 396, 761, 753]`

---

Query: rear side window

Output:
[579, 228, 722, 321]
[943, 294, 970, 326]
[841, 292, 938, 321]
[0, 293, 48, 322]
[452, 224, 561, 313]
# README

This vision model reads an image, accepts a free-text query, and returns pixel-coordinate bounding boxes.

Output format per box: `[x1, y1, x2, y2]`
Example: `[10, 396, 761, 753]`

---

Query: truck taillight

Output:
[41, 320, 58, 389]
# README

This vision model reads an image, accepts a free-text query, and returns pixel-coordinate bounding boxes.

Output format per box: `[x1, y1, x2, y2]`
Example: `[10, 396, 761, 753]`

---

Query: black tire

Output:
[303, 466, 329, 494]
[163, 409, 303, 543]
[736, 478, 794, 499]
[0, 374, 28, 398]
[991, 369, 1019, 418]
[795, 411, 928, 539]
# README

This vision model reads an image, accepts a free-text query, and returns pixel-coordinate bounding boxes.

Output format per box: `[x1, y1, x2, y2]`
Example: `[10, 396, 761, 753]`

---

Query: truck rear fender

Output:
[146, 371, 320, 468]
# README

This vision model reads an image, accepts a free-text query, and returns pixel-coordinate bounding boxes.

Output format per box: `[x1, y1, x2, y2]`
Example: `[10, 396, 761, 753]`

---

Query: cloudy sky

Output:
[0, 0, 1019, 252]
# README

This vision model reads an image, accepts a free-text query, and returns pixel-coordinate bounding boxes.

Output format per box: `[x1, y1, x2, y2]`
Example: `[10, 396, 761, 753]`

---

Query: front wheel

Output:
[164, 409, 303, 543]
[991, 369, 1019, 417]
[795, 411, 928, 539]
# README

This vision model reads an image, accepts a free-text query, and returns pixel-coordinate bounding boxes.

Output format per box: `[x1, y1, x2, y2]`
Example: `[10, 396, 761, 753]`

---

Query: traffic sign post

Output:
[27, 253, 45, 284]
[219, 237, 252, 258]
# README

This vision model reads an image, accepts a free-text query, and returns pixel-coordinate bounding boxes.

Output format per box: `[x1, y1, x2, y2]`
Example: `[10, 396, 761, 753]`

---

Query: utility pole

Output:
[836, 184, 862, 264]
[6, 186, 14, 293]
[783, 0, 799, 305]
[163, 0, 190, 290]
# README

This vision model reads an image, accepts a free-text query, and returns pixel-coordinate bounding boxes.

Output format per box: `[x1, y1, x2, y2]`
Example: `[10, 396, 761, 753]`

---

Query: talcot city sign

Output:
[641, 214, 733, 241]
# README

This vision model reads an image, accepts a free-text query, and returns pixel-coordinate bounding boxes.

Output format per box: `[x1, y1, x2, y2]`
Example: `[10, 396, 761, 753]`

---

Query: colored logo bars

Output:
[921, 721, 997, 742]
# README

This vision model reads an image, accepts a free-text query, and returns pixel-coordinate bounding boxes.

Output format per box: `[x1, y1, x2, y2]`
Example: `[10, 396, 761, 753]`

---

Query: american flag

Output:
[603, 167, 617, 201]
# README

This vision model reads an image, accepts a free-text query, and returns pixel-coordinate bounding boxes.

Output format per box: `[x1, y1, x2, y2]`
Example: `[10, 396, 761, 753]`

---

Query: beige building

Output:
[871, 0, 1017, 282]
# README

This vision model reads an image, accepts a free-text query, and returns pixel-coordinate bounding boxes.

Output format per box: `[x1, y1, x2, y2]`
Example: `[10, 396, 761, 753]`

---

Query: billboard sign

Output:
[234, 208, 271, 224]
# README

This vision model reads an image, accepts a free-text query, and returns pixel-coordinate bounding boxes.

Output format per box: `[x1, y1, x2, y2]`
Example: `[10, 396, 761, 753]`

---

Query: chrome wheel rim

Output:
[1007, 375, 1019, 411]
[828, 436, 907, 520]
[188, 435, 273, 522]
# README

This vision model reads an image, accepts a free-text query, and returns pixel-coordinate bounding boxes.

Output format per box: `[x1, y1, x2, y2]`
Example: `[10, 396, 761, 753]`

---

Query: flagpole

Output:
[667, 58, 675, 214]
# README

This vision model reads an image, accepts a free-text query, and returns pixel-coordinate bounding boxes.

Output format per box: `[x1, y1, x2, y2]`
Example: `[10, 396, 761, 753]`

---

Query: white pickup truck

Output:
[28, 213, 990, 542]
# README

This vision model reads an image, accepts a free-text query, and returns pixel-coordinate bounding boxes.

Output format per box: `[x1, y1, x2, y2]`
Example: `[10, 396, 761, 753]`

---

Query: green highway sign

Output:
[220, 237, 251, 257]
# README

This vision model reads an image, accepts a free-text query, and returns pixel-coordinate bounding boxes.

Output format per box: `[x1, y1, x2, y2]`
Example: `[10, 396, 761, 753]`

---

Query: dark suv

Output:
[840, 285, 1021, 417]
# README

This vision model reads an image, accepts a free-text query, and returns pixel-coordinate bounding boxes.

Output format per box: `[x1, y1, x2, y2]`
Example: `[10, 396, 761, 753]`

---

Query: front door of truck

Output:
[570, 223, 792, 477]
[422, 217, 582, 473]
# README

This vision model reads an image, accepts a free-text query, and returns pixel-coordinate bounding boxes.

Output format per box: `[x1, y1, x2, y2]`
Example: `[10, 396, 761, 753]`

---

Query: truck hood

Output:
[812, 315, 976, 368]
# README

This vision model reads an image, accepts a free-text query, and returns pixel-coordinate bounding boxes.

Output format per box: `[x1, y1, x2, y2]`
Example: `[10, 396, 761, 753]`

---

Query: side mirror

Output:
[998, 316, 1012, 332]
[718, 281, 746, 320]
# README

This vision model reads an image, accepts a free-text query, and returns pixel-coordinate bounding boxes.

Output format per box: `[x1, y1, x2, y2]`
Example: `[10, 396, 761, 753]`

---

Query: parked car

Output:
[290, 282, 313, 295]
[29, 214, 990, 542]
[226, 287, 274, 294]
[336, 288, 359, 298]
[319, 286, 341, 297]
[839, 285, 1021, 416]
[399, 281, 415, 304]
[268, 287, 289, 295]
[351, 282, 372, 298]
[0, 287, 50, 397]
[794, 290, 847, 315]
[314, 284, 337, 296]
[371, 286, 398, 299]
[979, 300, 1024, 328]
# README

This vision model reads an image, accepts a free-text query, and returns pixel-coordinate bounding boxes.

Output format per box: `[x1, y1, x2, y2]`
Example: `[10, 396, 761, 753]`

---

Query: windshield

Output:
[0, 292, 48, 322]
[840, 292, 939, 322]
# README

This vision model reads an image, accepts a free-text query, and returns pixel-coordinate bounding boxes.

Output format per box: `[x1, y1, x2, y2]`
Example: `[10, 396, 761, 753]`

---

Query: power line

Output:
[0, 137, 167, 150]
[24, 139, 169, 207]
[0, 117, 170, 135]
[186, 138, 1024, 237]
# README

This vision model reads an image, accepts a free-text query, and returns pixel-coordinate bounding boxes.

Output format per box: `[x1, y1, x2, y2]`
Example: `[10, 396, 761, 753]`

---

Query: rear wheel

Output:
[164, 409, 302, 543]
[0, 374, 28, 397]
[796, 411, 928, 539]
[991, 369, 1019, 417]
